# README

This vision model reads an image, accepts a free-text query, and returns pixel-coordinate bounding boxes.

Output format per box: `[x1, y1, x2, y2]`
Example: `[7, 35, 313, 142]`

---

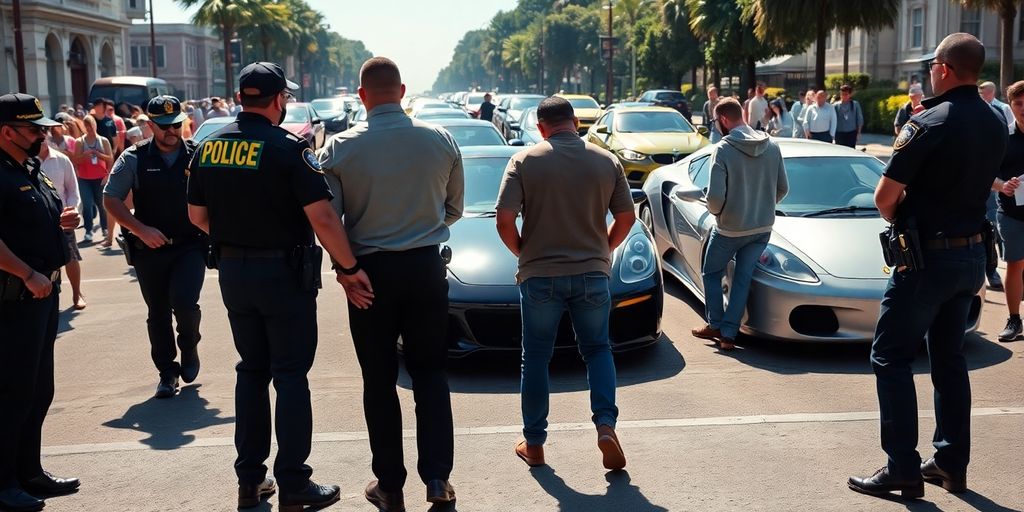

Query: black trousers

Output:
[133, 242, 206, 378]
[218, 256, 317, 492]
[349, 245, 453, 492]
[0, 291, 58, 490]
[835, 130, 858, 148]
[809, 131, 833, 143]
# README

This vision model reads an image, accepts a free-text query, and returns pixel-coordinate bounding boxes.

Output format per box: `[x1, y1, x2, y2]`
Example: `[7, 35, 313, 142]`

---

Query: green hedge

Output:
[855, 88, 907, 134]
[825, 72, 871, 91]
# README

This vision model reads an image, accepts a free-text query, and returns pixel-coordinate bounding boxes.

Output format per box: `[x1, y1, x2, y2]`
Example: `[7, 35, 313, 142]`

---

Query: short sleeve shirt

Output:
[186, 111, 333, 248]
[496, 132, 632, 282]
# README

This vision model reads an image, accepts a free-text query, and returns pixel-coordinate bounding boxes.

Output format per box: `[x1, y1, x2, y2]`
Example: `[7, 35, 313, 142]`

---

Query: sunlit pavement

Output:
[38, 239, 1023, 511]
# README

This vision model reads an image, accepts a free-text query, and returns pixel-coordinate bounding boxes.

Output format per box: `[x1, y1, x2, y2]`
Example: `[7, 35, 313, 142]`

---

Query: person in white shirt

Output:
[803, 90, 837, 143]
[40, 141, 86, 309]
[979, 81, 1014, 134]
[744, 83, 770, 131]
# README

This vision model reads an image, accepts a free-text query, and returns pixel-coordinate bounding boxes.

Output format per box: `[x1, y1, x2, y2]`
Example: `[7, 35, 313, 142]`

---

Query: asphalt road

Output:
[36, 237, 1023, 512]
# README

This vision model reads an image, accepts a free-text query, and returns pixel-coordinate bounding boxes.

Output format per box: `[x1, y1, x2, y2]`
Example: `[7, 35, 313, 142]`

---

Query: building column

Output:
[23, 19, 49, 108]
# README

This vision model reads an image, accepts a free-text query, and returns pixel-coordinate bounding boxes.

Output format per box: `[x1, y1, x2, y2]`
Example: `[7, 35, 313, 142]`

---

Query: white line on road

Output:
[42, 407, 1024, 457]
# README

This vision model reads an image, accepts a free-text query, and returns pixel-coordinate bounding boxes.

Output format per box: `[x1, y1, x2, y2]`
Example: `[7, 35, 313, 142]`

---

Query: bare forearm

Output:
[305, 203, 358, 269]
[0, 240, 35, 280]
[608, 212, 636, 250]
[496, 222, 521, 257]
[187, 205, 210, 234]
[103, 196, 145, 233]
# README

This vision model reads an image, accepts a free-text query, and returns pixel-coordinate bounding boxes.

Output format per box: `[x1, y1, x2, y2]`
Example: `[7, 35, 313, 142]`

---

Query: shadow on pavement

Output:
[949, 490, 1023, 512]
[529, 467, 668, 512]
[57, 308, 81, 335]
[101, 384, 234, 450]
[408, 336, 685, 394]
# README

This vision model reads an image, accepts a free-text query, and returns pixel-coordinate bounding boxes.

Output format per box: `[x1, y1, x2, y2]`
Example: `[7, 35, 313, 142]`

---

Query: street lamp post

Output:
[13, 0, 27, 93]
[605, 0, 613, 107]
[149, 0, 158, 78]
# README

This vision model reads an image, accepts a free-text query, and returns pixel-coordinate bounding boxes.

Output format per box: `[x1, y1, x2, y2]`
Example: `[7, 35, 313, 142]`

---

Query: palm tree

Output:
[748, 0, 900, 90]
[503, 33, 534, 91]
[616, 0, 645, 96]
[175, 0, 266, 98]
[960, 0, 1018, 93]
[253, 2, 295, 61]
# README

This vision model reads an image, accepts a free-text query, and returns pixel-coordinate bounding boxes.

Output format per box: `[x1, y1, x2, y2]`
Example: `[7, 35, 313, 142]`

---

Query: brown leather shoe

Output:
[515, 440, 545, 467]
[597, 425, 626, 470]
[364, 480, 405, 512]
[691, 324, 721, 340]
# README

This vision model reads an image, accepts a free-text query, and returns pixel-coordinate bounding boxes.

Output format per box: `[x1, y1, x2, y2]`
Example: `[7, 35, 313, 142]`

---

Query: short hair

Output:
[979, 81, 996, 92]
[935, 32, 985, 80]
[360, 57, 402, 90]
[1007, 80, 1024, 101]
[707, 86, 718, 94]
[839, 84, 853, 93]
[713, 97, 743, 122]
[536, 96, 574, 124]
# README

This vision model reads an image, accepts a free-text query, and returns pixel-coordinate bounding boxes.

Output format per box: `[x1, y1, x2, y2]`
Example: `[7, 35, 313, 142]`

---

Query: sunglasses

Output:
[5, 123, 50, 135]
[155, 121, 183, 130]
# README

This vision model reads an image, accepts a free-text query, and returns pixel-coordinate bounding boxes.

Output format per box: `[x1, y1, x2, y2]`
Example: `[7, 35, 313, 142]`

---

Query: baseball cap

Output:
[238, 62, 299, 98]
[0, 93, 61, 126]
[146, 95, 187, 125]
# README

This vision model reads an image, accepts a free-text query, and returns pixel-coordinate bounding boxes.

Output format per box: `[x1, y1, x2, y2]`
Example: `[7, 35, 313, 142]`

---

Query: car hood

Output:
[282, 122, 310, 134]
[615, 132, 707, 155]
[772, 216, 890, 279]
[576, 108, 602, 121]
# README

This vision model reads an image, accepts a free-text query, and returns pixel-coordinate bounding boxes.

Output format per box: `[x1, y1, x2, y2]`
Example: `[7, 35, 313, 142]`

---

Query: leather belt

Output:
[925, 233, 983, 250]
[218, 246, 290, 259]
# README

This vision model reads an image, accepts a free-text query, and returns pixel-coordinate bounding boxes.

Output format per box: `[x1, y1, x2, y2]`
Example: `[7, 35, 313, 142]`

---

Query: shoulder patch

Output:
[302, 148, 323, 174]
[893, 121, 921, 151]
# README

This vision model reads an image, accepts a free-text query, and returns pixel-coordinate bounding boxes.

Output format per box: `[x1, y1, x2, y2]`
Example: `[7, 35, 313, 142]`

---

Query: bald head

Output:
[935, 32, 985, 81]
[359, 57, 402, 91]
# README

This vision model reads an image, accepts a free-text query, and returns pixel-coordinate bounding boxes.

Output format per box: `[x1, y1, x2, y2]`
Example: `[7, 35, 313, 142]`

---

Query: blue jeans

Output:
[871, 244, 984, 478]
[78, 178, 107, 233]
[702, 229, 771, 339]
[519, 272, 618, 445]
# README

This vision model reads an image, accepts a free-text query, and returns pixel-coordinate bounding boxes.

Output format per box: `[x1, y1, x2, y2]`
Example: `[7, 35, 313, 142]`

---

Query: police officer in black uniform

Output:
[186, 62, 372, 512]
[103, 95, 205, 398]
[849, 33, 1008, 500]
[0, 93, 81, 512]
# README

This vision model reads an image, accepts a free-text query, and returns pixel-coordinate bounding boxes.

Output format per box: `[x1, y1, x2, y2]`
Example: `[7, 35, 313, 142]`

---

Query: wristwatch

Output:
[332, 261, 361, 276]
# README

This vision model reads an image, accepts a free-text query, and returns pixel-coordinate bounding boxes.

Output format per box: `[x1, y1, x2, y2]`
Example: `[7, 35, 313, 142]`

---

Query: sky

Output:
[147, 0, 520, 94]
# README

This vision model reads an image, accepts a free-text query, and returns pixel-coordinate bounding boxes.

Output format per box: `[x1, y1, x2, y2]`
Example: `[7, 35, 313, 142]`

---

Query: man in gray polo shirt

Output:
[317, 57, 463, 512]
[495, 96, 636, 471]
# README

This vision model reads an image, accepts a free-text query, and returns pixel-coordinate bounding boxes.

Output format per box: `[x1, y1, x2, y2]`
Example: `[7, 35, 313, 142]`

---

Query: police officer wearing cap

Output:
[848, 33, 1009, 500]
[187, 62, 371, 512]
[0, 93, 81, 512]
[102, 95, 205, 399]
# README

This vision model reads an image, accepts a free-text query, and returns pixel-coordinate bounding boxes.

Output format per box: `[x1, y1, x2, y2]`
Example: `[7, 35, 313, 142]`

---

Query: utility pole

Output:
[605, 0, 613, 107]
[538, 21, 545, 94]
[13, 0, 27, 93]
[149, 0, 158, 78]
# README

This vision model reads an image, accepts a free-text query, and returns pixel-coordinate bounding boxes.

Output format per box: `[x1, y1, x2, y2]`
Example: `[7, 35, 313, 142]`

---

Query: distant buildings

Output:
[127, 23, 221, 101]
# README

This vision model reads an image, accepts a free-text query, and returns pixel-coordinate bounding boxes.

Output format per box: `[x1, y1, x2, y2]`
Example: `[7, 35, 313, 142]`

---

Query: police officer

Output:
[0, 93, 81, 512]
[849, 33, 1008, 500]
[186, 62, 371, 512]
[103, 95, 205, 399]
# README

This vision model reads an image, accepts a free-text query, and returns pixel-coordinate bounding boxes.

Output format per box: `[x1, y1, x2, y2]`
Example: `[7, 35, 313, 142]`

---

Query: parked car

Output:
[492, 94, 544, 139]
[190, 116, 235, 144]
[554, 94, 603, 134]
[310, 97, 353, 134]
[637, 139, 985, 343]
[431, 118, 523, 147]
[281, 102, 326, 150]
[440, 145, 663, 356]
[586, 106, 709, 186]
[415, 109, 471, 120]
[637, 89, 692, 121]
[88, 76, 171, 110]
[513, 107, 542, 145]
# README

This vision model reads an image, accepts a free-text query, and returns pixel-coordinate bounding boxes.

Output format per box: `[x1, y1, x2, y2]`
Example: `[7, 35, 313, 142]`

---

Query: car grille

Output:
[651, 153, 686, 165]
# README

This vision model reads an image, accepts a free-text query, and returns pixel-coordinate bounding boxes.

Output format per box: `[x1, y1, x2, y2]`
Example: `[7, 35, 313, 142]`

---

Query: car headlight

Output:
[618, 232, 656, 284]
[618, 149, 648, 161]
[756, 244, 818, 283]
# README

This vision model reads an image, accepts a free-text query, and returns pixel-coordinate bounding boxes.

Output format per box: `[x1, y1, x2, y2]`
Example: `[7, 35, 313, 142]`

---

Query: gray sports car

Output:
[638, 139, 984, 342]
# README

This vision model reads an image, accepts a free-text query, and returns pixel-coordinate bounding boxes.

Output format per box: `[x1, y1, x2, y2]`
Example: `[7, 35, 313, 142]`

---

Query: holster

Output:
[0, 270, 26, 301]
[205, 243, 219, 270]
[294, 245, 323, 292]
[879, 220, 925, 271]
[982, 220, 999, 268]
[117, 232, 136, 266]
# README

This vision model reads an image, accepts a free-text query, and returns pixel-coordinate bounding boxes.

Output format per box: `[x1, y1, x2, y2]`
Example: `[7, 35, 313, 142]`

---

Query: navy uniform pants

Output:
[870, 244, 984, 479]
[0, 291, 59, 490]
[133, 242, 205, 378]
[348, 245, 453, 492]
[218, 256, 317, 493]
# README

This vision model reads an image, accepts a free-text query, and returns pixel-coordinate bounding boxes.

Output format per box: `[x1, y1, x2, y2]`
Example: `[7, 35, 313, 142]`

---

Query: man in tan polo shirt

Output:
[495, 96, 636, 471]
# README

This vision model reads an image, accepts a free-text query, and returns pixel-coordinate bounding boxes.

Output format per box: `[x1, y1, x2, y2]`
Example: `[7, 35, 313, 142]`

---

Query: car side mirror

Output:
[509, 138, 525, 146]
[498, 107, 507, 112]
[630, 188, 646, 204]
[674, 184, 704, 202]
[595, 125, 609, 135]
[311, 118, 321, 125]
[697, 126, 710, 137]
[599, 104, 606, 109]
[509, 122, 520, 130]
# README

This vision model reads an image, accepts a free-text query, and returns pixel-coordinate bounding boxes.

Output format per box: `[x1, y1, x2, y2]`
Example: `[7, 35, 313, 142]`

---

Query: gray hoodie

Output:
[705, 125, 789, 237]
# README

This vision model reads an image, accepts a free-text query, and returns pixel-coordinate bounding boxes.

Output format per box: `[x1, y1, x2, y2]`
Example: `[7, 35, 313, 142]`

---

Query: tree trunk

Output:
[262, 37, 270, 62]
[223, 23, 234, 100]
[712, 65, 720, 89]
[814, 5, 827, 90]
[842, 29, 850, 83]
[1001, 8, 1016, 95]
[691, 66, 697, 92]
[742, 57, 756, 98]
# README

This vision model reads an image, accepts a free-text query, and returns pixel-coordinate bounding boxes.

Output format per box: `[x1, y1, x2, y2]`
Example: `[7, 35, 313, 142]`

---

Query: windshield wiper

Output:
[802, 206, 878, 218]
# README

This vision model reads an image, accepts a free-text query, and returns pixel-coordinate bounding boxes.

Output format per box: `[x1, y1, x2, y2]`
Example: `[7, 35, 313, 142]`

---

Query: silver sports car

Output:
[638, 139, 984, 342]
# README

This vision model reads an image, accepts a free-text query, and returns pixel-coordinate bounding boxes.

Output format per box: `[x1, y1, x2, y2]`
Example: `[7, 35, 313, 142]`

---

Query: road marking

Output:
[42, 407, 1024, 456]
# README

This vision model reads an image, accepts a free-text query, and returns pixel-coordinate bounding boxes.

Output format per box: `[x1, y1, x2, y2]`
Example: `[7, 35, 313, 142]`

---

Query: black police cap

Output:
[146, 95, 187, 125]
[0, 93, 60, 126]
[238, 62, 299, 98]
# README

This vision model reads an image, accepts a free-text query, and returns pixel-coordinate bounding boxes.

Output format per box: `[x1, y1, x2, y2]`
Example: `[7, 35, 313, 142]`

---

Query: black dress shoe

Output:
[921, 457, 967, 493]
[237, 477, 276, 509]
[365, 480, 405, 512]
[0, 488, 44, 512]
[154, 374, 179, 399]
[426, 479, 455, 504]
[180, 347, 200, 384]
[278, 480, 340, 512]
[848, 466, 924, 499]
[21, 471, 80, 496]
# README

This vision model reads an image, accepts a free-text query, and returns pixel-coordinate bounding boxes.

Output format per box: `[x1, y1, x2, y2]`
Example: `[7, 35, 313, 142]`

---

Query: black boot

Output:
[278, 480, 340, 512]
[848, 466, 924, 499]
[154, 374, 179, 399]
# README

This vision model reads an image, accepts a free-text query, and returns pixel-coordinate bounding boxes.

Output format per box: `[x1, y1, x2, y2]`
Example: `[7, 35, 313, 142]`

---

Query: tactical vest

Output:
[132, 140, 202, 240]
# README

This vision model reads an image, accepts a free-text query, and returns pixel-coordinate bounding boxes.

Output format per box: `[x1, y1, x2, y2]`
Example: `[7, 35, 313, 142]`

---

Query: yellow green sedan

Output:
[586, 106, 710, 186]
[556, 94, 603, 134]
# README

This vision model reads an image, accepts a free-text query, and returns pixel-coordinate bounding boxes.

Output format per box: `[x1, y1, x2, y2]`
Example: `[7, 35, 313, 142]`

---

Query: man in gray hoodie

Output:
[692, 98, 788, 349]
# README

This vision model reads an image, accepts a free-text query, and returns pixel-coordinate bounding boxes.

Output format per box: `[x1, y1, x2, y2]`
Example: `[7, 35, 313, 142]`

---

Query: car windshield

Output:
[90, 85, 149, 109]
[418, 110, 470, 119]
[616, 112, 693, 133]
[191, 118, 234, 143]
[654, 92, 685, 102]
[778, 156, 884, 216]
[311, 99, 344, 114]
[444, 125, 505, 147]
[466, 93, 487, 105]
[463, 157, 511, 213]
[283, 107, 310, 123]
[566, 97, 599, 109]
[521, 110, 538, 132]
[510, 97, 542, 111]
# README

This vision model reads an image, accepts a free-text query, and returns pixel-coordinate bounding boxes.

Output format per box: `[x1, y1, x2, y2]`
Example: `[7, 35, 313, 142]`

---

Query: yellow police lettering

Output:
[246, 142, 261, 167]
[200, 142, 214, 163]
[199, 138, 263, 169]
[232, 141, 247, 166]
[217, 140, 230, 164]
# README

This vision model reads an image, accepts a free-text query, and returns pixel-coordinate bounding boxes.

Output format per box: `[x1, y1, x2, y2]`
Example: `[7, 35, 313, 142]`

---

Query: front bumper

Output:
[619, 160, 663, 187]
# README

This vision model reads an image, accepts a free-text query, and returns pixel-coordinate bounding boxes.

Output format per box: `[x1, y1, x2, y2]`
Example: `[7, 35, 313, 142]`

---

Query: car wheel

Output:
[640, 203, 653, 229]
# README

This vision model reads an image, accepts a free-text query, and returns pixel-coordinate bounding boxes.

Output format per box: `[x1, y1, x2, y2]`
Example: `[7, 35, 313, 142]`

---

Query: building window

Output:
[911, 8, 923, 48]
[131, 45, 165, 70]
[960, 8, 981, 38]
[128, 0, 139, 8]
[187, 45, 199, 70]
[825, 31, 832, 50]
